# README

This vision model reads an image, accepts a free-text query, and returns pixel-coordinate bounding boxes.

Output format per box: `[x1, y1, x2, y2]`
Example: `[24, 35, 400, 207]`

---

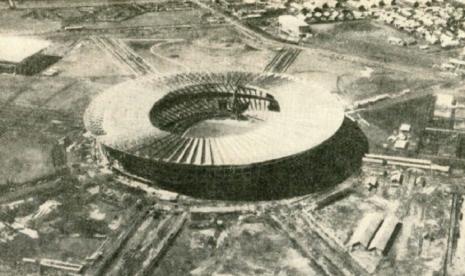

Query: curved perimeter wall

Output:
[102, 118, 368, 201]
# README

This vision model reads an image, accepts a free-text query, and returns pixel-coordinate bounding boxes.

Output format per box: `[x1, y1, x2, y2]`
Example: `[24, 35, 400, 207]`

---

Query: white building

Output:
[349, 213, 384, 250]
[399, 123, 411, 132]
[368, 215, 401, 255]
[278, 15, 310, 38]
[0, 36, 51, 75]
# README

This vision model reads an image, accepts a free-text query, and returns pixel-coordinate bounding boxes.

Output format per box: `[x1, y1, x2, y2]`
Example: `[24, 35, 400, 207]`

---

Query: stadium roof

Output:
[0, 36, 51, 64]
[85, 72, 344, 166]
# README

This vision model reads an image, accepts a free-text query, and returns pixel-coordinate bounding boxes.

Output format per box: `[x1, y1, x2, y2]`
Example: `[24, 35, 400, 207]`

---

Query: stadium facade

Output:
[84, 71, 367, 200]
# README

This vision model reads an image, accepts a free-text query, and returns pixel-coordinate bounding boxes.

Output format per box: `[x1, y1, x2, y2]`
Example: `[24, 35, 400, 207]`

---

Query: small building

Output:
[388, 36, 405, 46]
[278, 15, 311, 38]
[399, 123, 411, 133]
[368, 215, 402, 255]
[404, 37, 417, 46]
[449, 58, 465, 74]
[349, 213, 384, 250]
[0, 36, 55, 75]
[390, 171, 403, 184]
[454, 119, 465, 130]
[433, 94, 454, 120]
[454, 107, 465, 121]
[394, 139, 408, 150]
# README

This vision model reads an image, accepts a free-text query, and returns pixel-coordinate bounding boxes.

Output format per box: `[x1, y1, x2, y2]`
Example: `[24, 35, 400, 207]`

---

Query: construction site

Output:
[1, 0, 465, 275]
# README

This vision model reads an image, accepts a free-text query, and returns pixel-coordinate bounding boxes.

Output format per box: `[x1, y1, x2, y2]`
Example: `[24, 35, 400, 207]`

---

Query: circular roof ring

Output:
[85, 71, 367, 201]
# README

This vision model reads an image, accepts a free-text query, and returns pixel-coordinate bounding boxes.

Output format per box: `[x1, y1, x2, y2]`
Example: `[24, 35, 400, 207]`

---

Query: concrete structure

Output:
[455, 108, 465, 120]
[369, 215, 401, 255]
[39, 258, 83, 273]
[394, 139, 409, 149]
[390, 171, 403, 183]
[349, 213, 384, 250]
[278, 15, 310, 38]
[433, 94, 454, 119]
[388, 36, 405, 46]
[0, 36, 52, 75]
[84, 72, 366, 200]
[399, 123, 411, 132]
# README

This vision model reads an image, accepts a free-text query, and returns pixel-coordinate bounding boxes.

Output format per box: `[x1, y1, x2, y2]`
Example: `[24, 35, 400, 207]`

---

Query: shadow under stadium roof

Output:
[85, 71, 367, 200]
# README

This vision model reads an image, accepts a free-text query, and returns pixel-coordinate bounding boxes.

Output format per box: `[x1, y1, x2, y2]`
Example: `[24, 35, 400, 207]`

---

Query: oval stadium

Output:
[84, 71, 368, 201]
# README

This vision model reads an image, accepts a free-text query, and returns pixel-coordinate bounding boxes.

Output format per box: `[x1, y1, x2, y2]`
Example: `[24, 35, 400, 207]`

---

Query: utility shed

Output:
[0, 36, 53, 75]
[399, 123, 411, 132]
[394, 139, 408, 150]
[369, 215, 402, 255]
[433, 94, 454, 119]
[278, 15, 310, 38]
[349, 213, 384, 250]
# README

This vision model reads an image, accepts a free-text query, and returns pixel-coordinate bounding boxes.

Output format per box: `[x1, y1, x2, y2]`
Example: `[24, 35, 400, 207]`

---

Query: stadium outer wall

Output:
[100, 117, 368, 201]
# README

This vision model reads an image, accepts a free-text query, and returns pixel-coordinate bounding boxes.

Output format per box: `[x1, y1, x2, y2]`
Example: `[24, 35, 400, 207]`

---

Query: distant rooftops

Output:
[0, 36, 51, 64]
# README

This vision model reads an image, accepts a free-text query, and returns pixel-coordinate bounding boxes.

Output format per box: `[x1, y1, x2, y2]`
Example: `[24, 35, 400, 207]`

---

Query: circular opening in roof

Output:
[84, 71, 362, 201]
[148, 83, 280, 136]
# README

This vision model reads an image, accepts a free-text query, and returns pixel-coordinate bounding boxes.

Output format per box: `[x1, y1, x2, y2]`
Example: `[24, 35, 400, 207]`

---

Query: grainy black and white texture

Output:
[0, 0, 464, 275]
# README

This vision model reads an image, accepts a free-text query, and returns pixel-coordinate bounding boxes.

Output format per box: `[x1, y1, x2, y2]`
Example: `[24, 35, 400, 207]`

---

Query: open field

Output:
[0, 131, 55, 185]
[306, 21, 451, 70]
[126, 27, 276, 72]
[0, 9, 61, 34]
[48, 39, 134, 77]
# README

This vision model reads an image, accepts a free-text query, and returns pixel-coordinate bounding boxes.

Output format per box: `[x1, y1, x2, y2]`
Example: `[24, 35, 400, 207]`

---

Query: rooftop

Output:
[84, 72, 344, 166]
[0, 36, 51, 64]
[399, 123, 411, 132]
[435, 94, 454, 108]
[369, 215, 401, 254]
[349, 212, 384, 249]
[394, 140, 408, 149]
